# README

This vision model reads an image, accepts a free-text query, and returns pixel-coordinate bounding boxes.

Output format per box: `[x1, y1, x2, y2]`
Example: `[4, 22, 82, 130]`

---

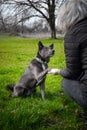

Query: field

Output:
[0, 36, 84, 130]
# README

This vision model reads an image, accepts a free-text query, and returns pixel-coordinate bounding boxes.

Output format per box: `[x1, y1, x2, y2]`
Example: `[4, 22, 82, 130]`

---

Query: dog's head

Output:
[37, 41, 55, 63]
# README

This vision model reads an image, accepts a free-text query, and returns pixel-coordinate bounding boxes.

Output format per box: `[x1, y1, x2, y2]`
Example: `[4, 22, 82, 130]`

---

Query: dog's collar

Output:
[36, 57, 46, 64]
[36, 57, 47, 70]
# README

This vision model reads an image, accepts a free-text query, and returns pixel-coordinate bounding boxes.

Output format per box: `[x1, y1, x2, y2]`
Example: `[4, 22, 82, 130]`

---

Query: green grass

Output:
[0, 36, 84, 130]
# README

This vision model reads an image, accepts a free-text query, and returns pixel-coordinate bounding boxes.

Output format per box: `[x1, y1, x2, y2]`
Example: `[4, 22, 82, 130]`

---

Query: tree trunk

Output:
[50, 17, 56, 39]
[48, 0, 56, 39]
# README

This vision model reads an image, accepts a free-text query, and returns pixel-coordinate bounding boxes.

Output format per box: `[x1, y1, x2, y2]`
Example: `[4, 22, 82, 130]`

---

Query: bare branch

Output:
[27, 0, 49, 22]
[18, 14, 44, 23]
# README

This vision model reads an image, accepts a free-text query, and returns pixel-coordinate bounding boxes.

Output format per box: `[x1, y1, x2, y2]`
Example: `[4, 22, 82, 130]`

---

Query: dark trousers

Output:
[62, 78, 87, 110]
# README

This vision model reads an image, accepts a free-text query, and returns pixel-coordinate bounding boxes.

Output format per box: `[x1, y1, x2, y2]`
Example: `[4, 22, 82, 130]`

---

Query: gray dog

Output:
[7, 41, 55, 100]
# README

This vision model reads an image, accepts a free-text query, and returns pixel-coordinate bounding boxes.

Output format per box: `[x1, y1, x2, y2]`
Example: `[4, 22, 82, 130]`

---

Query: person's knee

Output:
[62, 78, 68, 89]
[61, 78, 73, 98]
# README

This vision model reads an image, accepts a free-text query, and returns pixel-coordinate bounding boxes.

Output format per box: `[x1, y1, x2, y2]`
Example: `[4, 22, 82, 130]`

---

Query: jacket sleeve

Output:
[60, 68, 80, 79]
[60, 33, 82, 80]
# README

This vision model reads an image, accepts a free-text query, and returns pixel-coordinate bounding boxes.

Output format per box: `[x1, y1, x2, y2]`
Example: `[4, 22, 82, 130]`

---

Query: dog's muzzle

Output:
[50, 50, 55, 56]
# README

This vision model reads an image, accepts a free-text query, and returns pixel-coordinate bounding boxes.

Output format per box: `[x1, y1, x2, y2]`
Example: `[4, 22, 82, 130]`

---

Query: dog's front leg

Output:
[36, 68, 50, 85]
[40, 82, 45, 100]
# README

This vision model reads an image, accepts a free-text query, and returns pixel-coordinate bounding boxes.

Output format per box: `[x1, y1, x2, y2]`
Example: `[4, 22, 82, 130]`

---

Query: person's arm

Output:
[48, 67, 81, 79]
[48, 68, 73, 77]
[59, 68, 78, 78]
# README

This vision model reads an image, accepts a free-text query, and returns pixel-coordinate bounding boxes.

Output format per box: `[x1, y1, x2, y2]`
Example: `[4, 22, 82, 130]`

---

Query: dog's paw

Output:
[47, 68, 51, 72]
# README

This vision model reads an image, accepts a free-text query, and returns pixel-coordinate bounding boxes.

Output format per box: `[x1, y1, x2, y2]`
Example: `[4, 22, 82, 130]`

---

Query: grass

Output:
[0, 36, 84, 130]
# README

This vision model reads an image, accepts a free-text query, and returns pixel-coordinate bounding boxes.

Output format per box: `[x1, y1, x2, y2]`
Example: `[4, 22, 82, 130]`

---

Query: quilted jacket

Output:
[60, 18, 87, 84]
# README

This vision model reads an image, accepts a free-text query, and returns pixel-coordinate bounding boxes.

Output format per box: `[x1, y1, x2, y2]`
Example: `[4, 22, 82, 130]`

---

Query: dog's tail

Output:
[6, 84, 15, 91]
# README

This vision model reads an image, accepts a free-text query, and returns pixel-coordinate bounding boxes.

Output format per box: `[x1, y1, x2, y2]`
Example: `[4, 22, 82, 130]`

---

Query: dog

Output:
[7, 41, 55, 100]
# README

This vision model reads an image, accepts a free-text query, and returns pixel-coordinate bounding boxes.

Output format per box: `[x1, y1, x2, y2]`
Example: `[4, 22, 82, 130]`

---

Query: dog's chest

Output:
[36, 57, 47, 70]
[41, 63, 47, 70]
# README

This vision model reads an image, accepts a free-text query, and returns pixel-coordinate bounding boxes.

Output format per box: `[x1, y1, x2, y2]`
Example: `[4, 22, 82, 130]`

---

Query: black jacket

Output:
[60, 18, 87, 83]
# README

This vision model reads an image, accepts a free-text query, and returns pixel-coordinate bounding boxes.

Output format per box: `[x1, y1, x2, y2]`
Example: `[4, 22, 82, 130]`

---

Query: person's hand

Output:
[48, 68, 61, 75]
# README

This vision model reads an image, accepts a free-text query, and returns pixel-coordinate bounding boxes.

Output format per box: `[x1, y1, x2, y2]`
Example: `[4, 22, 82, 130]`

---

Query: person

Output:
[49, 0, 87, 126]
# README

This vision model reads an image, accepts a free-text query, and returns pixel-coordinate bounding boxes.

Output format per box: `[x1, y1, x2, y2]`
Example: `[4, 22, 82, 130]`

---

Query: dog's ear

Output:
[38, 41, 44, 50]
[49, 44, 54, 49]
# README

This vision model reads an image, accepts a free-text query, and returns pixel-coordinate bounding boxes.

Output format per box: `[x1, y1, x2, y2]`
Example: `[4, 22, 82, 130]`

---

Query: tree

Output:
[28, 0, 56, 38]
[0, 2, 8, 33]
[12, 0, 57, 38]
[3, 0, 65, 38]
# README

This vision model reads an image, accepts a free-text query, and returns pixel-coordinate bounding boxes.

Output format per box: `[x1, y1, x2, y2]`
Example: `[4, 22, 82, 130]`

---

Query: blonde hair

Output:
[57, 0, 87, 33]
